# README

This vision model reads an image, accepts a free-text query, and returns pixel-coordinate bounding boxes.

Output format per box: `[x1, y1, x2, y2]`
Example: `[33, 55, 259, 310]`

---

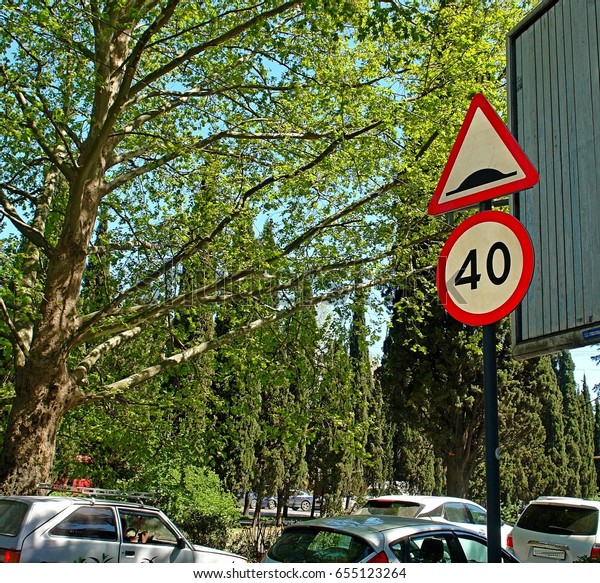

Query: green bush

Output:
[166, 466, 238, 549]
[141, 464, 239, 550]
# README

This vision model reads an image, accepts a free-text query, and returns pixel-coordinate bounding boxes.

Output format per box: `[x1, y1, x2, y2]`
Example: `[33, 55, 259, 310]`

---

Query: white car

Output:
[508, 496, 600, 562]
[356, 495, 512, 548]
[0, 489, 246, 563]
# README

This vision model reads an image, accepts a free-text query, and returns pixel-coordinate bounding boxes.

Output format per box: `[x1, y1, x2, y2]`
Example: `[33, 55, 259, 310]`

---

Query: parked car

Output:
[261, 490, 319, 511]
[262, 514, 519, 563]
[0, 488, 246, 563]
[287, 490, 319, 511]
[237, 491, 258, 509]
[507, 496, 600, 562]
[261, 495, 277, 510]
[356, 495, 512, 548]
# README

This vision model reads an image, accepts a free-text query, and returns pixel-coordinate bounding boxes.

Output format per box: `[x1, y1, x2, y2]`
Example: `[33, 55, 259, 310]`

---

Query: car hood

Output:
[192, 544, 247, 563]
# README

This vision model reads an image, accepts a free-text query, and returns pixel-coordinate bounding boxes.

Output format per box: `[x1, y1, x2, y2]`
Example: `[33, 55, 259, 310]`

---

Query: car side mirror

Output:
[177, 537, 186, 549]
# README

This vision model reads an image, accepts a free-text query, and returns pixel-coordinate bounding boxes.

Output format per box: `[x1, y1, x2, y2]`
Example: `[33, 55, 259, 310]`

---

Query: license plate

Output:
[532, 547, 566, 560]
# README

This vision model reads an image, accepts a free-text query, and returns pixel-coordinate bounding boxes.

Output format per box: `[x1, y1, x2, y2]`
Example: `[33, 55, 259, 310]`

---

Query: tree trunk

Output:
[0, 177, 100, 494]
[445, 452, 473, 499]
[0, 361, 81, 495]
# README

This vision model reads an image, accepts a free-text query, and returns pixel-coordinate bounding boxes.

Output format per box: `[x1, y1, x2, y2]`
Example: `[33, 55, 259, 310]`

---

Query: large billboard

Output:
[508, 0, 600, 358]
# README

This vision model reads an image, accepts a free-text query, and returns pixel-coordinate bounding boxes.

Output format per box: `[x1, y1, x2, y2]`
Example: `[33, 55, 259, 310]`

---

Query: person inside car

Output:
[125, 527, 153, 543]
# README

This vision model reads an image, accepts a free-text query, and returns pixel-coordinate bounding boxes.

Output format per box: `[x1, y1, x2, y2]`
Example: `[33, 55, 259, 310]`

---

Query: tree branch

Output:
[0, 67, 75, 181]
[73, 325, 144, 384]
[85, 269, 419, 398]
[76, 119, 383, 342]
[0, 187, 54, 256]
[73, 221, 447, 348]
[0, 299, 29, 358]
[128, 0, 302, 97]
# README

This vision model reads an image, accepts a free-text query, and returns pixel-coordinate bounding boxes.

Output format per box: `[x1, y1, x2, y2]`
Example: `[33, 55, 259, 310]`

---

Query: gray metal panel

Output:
[508, 0, 600, 358]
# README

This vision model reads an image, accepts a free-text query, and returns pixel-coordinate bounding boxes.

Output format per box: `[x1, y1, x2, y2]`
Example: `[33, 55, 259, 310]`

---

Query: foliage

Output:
[380, 268, 597, 506]
[228, 522, 283, 563]
[0, 0, 545, 511]
[0, 0, 452, 494]
[471, 351, 557, 515]
[144, 464, 239, 550]
[378, 271, 487, 497]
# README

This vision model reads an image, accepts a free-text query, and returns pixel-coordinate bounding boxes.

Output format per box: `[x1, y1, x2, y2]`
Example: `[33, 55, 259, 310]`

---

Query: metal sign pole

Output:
[480, 200, 502, 563]
[483, 322, 502, 562]
[430, 93, 538, 564]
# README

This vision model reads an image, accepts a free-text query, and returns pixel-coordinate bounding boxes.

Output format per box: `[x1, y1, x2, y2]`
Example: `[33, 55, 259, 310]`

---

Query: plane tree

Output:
[0, 0, 525, 493]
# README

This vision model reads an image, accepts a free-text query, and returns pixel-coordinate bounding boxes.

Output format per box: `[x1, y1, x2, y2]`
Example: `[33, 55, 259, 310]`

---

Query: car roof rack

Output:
[37, 483, 156, 504]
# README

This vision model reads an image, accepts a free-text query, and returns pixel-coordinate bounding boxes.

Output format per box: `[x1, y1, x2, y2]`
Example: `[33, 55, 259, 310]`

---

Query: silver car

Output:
[262, 514, 519, 563]
[0, 493, 246, 563]
[287, 490, 319, 511]
[508, 496, 600, 562]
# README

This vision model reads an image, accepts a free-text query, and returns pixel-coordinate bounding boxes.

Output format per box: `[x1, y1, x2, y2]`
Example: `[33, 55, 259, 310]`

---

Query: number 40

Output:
[455, 242, 511, 289]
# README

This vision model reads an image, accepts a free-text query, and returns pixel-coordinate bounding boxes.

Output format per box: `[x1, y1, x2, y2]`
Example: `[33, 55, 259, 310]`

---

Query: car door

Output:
[443, 502, 485, 537]
[393, 532, 461, 563]
[20, 505, 121, 563]
[118, 509, 195, 563]
[453, 532, 519, 563]
[464, 503, 488, 536]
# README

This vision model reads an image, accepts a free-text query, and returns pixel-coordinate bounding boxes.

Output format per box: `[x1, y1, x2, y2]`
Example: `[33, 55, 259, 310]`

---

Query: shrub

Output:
[149, 465, 239, 549]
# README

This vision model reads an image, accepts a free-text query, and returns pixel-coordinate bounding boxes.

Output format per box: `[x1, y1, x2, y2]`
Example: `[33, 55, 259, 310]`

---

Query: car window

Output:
[455, 534, 488, 562]
[517, 504, 599, 535]
[119, 510, 180, 545]
[0, 500, 29, 536]
[443, 502, 469, 523]
[267, 528, 373, 562]
[466, 504, 487, 526]
[50, 506, 117, 541]
[395, 535, 454, 563]
[363, 500, 421, 518]
[419, 502, 443, 519]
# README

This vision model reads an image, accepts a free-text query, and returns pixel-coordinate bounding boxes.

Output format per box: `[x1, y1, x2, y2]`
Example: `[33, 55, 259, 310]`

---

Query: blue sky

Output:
[571, 346, 600, 391]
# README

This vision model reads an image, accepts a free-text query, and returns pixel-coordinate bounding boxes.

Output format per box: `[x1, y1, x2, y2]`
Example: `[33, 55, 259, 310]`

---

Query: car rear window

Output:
[518, 503, 599, 536]
[0, 500, 29, 536]
[363, 500, 421, 518]
[267, 527, 373, 562]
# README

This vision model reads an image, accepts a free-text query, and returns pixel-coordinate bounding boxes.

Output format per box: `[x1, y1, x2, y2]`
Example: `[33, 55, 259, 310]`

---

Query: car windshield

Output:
[267, 527, 373, 562]
[518, 504, 599, 536]
[0, 500, 29, 536]
[360, 500, 421, 518]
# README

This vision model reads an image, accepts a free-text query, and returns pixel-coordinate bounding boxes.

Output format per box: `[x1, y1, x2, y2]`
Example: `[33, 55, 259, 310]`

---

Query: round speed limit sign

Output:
[436, 211, 534, 326]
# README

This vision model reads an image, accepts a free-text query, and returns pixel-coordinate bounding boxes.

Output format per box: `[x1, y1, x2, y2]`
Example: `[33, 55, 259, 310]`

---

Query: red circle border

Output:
[436, 211, 534, 326]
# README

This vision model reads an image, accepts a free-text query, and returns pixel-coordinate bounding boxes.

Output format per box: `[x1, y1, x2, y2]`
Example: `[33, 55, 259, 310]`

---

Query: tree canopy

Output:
[1, 0, 530, 494]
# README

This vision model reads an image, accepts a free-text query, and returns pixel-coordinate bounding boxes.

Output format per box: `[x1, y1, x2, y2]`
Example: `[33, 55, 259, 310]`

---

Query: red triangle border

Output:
[428, 93, 539, 216]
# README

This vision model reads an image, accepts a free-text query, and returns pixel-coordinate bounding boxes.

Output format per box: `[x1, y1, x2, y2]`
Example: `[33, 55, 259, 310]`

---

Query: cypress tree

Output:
[594, 397, 600, 491]
[349, 288, 386, 502]
[552, 352, 583, 495]
[536, 356, 569, 495]
[307, 334, 355, 513]
[378, 279, 486, 498]
[479, 352, 551, 513]
[578, 378, 597, 498]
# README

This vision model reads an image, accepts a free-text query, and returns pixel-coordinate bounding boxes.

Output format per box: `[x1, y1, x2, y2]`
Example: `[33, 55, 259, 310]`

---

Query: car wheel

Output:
[301, 500, 311, 512]
[268, 499, 276, 510]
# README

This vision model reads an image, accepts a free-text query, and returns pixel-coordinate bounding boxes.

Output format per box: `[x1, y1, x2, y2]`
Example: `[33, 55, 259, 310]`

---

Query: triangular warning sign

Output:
[428, 93, 539, 215]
